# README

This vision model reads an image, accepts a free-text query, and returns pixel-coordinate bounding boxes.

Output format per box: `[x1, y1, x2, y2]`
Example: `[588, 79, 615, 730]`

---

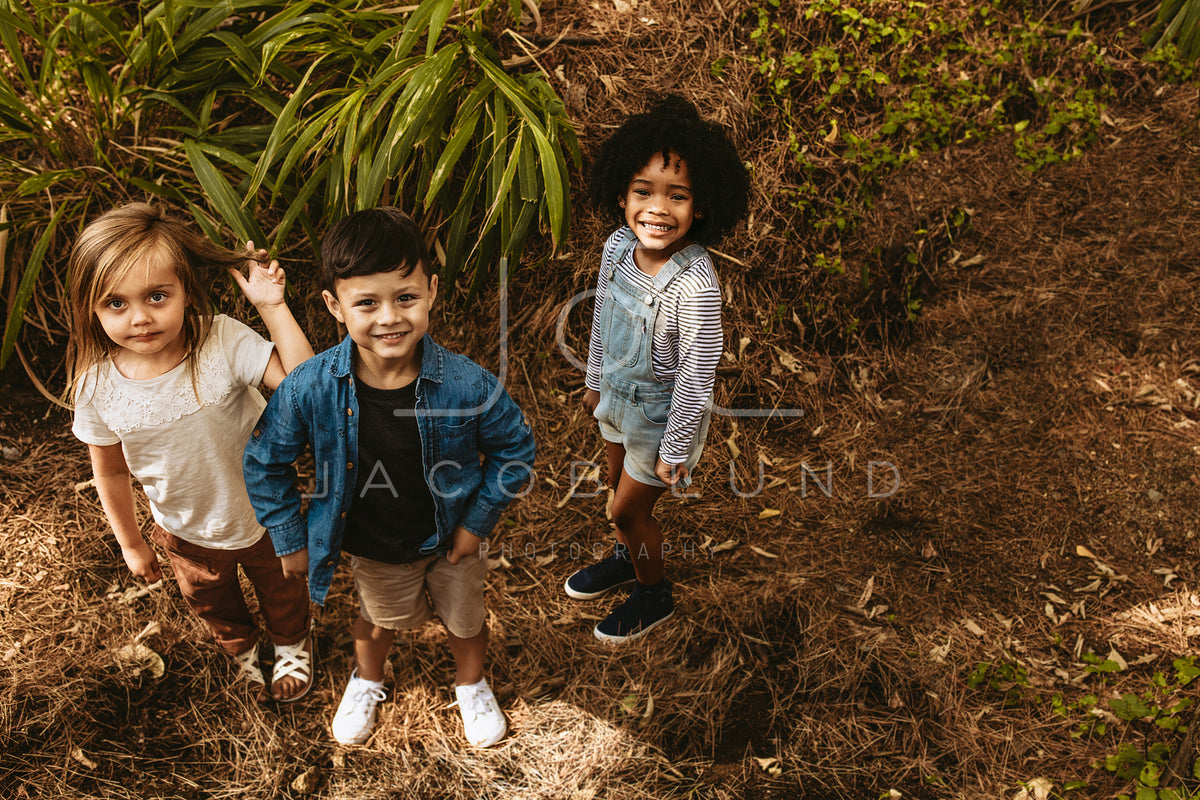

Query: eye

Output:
[149, 291, 167, 303]
[398, 294, 416, 303]
[104, 298, 125, 310]
[633, 188, 650, 196]
[353, 299, 376, 308]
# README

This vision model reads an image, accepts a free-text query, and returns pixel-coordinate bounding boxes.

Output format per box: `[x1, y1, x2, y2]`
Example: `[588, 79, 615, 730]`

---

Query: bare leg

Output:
[609, 467, 668, 585]
[352, 614, 396, 683]
[604, 441, 629, 547]
[446, 627, 487, 686]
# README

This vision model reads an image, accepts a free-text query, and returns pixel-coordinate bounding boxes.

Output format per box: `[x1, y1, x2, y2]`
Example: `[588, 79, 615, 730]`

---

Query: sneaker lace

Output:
[455, 685, 496, 723]
[344, 681, 386, 714]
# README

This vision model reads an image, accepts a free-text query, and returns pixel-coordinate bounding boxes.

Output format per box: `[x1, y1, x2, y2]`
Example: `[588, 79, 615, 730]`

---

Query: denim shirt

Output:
[243, 333, 536, 605]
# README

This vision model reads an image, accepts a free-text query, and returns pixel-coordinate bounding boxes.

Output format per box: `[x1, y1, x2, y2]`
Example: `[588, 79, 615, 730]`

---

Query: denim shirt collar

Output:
[327, 332, 445, 385]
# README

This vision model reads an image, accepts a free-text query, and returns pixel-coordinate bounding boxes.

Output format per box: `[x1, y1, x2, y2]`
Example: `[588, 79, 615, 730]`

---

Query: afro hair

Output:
[589, 94, 749, 246]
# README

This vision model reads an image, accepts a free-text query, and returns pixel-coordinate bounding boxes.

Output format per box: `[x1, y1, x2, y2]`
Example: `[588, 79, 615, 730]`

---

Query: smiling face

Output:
[93, 249, 188, 374]
[323, 266, 438, 386]
[620, 151, 700, 273]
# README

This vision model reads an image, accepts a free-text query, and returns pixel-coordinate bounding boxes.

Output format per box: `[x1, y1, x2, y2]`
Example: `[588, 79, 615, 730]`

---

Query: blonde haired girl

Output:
[69, 203, 315, 701]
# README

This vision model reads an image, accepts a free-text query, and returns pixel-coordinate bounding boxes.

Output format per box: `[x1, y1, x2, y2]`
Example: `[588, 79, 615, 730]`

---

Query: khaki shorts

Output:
[350, 552, 487, 639]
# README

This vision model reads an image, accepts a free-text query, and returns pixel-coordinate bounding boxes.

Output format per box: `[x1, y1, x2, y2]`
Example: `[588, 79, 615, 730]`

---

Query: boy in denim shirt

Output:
[243, 207, 535, 748]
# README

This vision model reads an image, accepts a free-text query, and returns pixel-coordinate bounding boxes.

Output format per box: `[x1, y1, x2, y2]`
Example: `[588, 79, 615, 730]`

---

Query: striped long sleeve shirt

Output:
[585, 228, 723, 465]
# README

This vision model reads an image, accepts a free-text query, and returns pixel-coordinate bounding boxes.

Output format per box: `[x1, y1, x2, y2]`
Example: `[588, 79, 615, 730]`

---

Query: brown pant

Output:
[152, 525, 309, 656]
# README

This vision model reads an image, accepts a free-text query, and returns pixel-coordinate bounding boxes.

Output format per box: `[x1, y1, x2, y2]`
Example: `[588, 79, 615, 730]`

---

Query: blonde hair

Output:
[66, 203, 246, 401]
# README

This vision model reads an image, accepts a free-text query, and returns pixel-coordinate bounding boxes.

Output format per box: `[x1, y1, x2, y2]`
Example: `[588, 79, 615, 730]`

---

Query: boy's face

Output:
[322, 266, 438, 379]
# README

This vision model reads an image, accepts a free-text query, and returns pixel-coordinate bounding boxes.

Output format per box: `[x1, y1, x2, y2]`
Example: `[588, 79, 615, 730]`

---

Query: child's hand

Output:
[445, 526, 485, 565]
[230, 241, 287, 310]
[655, 458, 688, 487]
[122, 541, 163, 583]
[582, 388, 600, 414]
[280, 549, 309, 580]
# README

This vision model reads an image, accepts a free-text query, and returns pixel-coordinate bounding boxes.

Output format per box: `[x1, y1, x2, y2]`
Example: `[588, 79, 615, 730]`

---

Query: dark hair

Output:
[589, 94, 749, 246]
[320, 206, 433, 289]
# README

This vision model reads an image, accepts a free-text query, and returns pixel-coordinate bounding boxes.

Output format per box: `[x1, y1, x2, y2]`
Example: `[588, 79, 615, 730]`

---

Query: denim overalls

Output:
[593, 233, 713, 489]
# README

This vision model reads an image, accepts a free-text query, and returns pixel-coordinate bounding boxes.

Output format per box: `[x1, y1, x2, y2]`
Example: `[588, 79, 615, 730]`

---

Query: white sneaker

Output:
[454, 679, 507, 747]
[331, 670, 387, 745]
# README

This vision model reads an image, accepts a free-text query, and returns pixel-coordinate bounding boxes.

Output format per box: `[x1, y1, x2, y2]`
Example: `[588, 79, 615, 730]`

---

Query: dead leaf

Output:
[776, 350, 802, 373]
[115, 643, 165, 678]
[963, 619, 985, 637]
[753, 757, 783, 776]
[711, 539, 739, 554]
[291, 766, 320, 794]
[1013, 777, 1052, 800]
[857, 576, 875, 609]
[758, 508, 782, 519]
[823, 119, 839, 144]
[749, 545, 779, 559]
[1075, 544, 1097, 559]
[70, 748, 98, 770]
[921, 541, 938, 558]
[135, 621, 161, 642]
[638, 694, 655, 729]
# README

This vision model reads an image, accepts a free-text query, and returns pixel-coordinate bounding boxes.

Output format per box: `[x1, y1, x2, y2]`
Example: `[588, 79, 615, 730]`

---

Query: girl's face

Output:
[620, 152, 698, 270]
[94, 251, 188, 369]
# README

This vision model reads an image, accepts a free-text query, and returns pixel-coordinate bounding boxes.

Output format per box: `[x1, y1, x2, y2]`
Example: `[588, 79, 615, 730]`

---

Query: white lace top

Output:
[73, 315, 275, 549]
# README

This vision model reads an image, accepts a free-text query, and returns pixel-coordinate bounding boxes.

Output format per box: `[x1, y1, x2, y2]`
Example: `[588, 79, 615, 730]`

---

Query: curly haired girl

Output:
[565, 95, 750, 642]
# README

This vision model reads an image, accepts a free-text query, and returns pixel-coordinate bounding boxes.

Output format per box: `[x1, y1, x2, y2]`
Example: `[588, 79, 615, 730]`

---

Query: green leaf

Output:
[271, 160, 329, 248]
[1, 201, 72, 369]
[1109, 693, 1154, 721]
[184, 140, 265, 245]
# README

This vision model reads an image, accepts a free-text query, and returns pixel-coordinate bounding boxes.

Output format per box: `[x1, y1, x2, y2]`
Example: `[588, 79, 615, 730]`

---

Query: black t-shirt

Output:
[341, 376, 438, 563]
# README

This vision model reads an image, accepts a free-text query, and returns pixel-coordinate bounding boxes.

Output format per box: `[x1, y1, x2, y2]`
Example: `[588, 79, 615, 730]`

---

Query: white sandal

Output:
[272, 635, 314, 703]
[234, 643, 268, 700]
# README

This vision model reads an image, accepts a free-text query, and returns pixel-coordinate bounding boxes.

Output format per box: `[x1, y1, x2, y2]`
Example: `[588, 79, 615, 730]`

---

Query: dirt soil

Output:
[3, 1, 1200, 799]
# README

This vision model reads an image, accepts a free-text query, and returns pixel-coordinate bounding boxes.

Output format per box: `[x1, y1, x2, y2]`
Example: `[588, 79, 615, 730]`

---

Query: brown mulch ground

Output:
[3, 1, 1200, 798]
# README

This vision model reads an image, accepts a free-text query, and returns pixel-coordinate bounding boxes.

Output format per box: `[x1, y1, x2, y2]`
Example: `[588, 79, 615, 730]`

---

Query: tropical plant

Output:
[0, 0, 577, 384]
[1145, 0, 1200, 60]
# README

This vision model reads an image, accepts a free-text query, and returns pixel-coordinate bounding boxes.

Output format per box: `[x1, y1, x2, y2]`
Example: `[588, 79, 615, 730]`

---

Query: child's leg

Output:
[151, 526, 258, 655]
[604, 441, 631, 549]
[426, 552, 489, 685]
[445, 628, 487, 686]
[352, 614, 397, 682]
[609, 466, 668, 585]
[427, 554, 505, 747]
[240, 533, 311, 700]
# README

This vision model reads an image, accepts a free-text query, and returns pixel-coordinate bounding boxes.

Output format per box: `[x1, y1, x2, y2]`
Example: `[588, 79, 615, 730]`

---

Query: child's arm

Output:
[457, 375, 537, 541]
[445, 525, 485, 565]
[230, 242, 314, 391]
[87, 443, 163, 583]
[657, 279, 722, 486]
[243, 375, 314, 582]
[582, 246, 614, 414]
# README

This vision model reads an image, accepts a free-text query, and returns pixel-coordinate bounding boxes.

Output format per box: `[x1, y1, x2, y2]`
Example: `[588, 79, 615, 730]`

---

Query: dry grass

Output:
[4, 1, 1200, 798]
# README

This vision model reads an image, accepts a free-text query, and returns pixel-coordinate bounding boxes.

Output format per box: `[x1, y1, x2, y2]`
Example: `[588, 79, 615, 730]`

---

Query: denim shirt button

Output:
[346, 408, 353, 416]
[346, 462, 353, 470]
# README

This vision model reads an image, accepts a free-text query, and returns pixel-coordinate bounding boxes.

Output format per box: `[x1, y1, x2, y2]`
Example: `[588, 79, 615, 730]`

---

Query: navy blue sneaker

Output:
[593, 580, 674, 643]
[564, 549, 636, 600]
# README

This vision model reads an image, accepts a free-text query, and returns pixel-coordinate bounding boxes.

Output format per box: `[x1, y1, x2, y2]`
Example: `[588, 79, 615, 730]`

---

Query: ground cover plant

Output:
[2, 0, 1200, 798]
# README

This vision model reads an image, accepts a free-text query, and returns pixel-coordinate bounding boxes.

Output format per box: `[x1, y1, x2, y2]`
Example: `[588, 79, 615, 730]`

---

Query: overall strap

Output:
[649, 243, 710, 299]
[608, 228, 640, 278]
